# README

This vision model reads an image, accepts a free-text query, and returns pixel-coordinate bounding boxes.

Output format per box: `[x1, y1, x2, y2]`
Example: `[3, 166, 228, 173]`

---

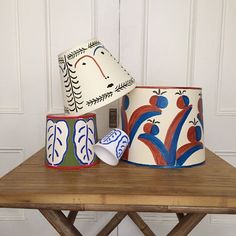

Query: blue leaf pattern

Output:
[116, 135, 129, 159]
[100, 129, 121, 145]
[46, 120, 69, 166]
[74, 118, 96, 164]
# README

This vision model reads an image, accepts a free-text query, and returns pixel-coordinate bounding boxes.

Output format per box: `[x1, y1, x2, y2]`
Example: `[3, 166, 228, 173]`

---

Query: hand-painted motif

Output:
[59, 55, 83, 113]
[116, 135, 129, 159]
[121, 89, 168, 160]
[86, 92, 113, 106]
[197, 93, 204, 129]
[115, 78, 135, 92]
[121, 89, 204, 167]
[46, 120, 69, 166]
[73, 45, 135, 101]
[100, 129, 122, 145]
[73, 118, 96, 165]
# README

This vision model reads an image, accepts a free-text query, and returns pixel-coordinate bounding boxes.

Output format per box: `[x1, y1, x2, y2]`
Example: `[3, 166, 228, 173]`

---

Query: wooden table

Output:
[0, 149, 236, 236]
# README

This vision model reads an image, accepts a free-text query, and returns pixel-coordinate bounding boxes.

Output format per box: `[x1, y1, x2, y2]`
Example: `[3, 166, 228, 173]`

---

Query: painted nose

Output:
[107, 83, 114, 88]
[105, 76, 109, 79]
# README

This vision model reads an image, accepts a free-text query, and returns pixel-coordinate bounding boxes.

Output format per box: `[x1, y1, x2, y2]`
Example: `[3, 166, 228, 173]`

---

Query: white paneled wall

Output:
[0, 0, 236, 235]
[216, 0, 236, 115]
[147, 0, 194, 85]
[0, 0, 22, 113]
[120, 0, 146, 84]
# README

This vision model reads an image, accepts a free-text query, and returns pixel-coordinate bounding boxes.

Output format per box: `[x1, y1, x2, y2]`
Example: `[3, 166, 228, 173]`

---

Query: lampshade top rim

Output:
[47, 113, 96, 119]
[58, 38, 98, 57]
[136, 86, 202, 90]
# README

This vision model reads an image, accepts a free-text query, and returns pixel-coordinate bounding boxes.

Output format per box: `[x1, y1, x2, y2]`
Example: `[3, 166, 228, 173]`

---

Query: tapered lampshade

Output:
[120, 86, 205, 168]
[58, 39, 135, 115]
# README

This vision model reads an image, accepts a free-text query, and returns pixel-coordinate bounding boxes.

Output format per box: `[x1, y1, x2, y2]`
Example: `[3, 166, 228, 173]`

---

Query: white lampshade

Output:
[120, 86, 205, 168]
[58, 39, 135, 115]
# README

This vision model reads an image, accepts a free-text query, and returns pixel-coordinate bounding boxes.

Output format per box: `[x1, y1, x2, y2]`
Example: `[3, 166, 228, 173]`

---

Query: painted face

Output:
[58, 40, 135, 115]
[74, 47, 114, 89]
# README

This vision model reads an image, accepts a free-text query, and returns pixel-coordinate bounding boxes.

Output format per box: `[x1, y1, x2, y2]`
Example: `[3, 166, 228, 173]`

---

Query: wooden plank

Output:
[39, 209, 82, 236]
[1, 193, 236, 209]
[167, 213, 206, 236]
[1, 203, 236, 214]
[0, 148, 236, 210]
[97, 212, 127, 236]
[128, 212, 155, 236]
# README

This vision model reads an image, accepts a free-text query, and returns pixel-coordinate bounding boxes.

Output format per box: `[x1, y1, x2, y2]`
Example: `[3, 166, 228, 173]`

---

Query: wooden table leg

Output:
[39, 209, 82, 236]
[98, 212, 155, 236]
[97, 212, 128, 236]
[68, 211, 79, 224]
[176, 213, 185, 221]
[167, 213, 206, 236]
[128, 212, 156, 236]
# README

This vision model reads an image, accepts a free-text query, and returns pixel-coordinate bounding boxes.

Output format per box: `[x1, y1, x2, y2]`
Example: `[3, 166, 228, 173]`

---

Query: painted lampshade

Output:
[58, 39, 135, 115]
[120, 86, 205, 168]
[45, 113, 98, 169]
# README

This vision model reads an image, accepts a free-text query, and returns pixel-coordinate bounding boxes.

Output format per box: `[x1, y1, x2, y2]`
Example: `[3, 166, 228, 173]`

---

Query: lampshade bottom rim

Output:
[121, 159, 205, 169]
[45, 161, 99, 170]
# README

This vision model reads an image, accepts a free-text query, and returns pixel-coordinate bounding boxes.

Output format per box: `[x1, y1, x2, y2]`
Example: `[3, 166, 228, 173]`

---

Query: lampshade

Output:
[120, 86, 205, 168]
[45, 113, 98, 169]
[58, 39, 135, 115]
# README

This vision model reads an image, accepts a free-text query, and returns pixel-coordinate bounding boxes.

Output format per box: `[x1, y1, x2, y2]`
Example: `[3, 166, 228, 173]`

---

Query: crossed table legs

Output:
[39, 209, 206, 236]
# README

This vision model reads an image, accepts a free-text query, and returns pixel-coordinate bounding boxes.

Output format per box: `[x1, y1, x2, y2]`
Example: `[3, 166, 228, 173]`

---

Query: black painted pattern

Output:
[86, 92, 113, 106]
[61, 56, 83, 112]
[115, 78, 135, 92]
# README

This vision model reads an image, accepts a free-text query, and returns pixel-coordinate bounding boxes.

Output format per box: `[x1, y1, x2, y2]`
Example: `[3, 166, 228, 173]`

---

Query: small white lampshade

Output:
[58, 39, 135, 115]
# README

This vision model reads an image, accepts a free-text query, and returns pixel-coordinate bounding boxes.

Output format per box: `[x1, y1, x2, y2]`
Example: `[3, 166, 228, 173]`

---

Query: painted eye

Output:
[82, 62, 86, 65]
[101, 51, 104, 55]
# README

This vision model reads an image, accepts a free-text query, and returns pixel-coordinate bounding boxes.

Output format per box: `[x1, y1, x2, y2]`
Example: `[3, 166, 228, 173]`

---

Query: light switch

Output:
[109, 108, 117, 128]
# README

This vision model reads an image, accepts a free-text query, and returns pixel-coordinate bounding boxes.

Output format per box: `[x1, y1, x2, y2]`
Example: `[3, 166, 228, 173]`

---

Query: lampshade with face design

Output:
[58, 39, 135, 115]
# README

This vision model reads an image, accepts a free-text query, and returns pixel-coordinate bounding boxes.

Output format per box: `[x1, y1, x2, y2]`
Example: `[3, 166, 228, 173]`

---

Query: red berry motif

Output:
[187, 119, 202, 142]
[198, 97, 203, 114]
[197, 95, 204, 129]
[175, 90, 189, 109]
[149, 89, 168, 109]
[122, 95, 129, 110]
[143, 119, 160, 135]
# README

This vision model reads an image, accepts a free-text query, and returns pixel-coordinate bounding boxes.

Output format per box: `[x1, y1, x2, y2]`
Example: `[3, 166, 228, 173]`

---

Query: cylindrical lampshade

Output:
[45, 113, 98, 169]
[58, 39, 135, 115]
[120, 86, 205, 168]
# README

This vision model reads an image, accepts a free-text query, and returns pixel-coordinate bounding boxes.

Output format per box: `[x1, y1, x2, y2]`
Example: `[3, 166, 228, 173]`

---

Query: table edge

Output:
[0, 193, 236, 212]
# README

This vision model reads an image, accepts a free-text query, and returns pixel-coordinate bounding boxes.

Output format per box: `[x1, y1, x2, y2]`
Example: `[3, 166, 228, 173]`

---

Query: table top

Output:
[0, 148, 236, 213]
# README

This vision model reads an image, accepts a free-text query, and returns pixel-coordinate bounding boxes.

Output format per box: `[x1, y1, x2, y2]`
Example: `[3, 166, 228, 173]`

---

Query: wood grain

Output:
[0, 148, 236, 212]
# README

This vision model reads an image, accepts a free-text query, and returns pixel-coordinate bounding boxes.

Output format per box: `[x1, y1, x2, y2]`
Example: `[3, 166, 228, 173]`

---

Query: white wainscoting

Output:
[216, 0, 236, 116]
